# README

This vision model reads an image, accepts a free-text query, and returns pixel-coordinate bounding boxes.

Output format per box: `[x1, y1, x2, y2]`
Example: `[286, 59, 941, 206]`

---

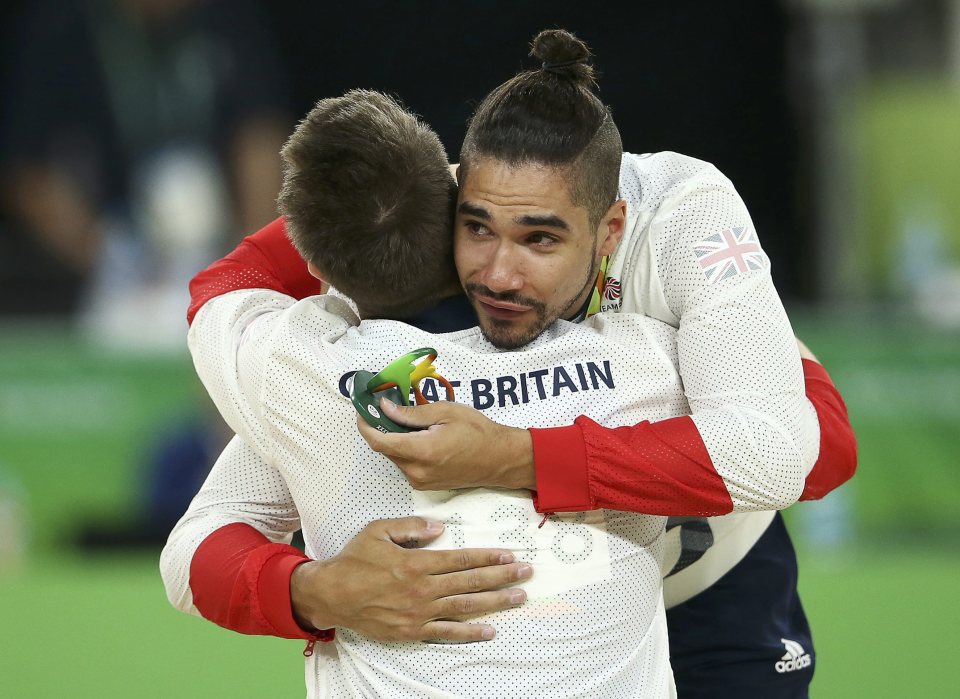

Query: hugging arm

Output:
[361, 177, 856, 514]
[165, 219, 531, 643]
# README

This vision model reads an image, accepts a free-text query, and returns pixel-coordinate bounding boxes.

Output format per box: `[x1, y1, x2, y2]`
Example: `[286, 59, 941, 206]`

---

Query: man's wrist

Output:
[500, 427, 536, 490]
[290, 559, 337, 632]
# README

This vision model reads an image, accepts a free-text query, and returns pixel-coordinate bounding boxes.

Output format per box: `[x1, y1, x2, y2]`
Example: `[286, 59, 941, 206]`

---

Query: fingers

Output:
[356, 413, 388, 450]
[364, 518, 523, 573]
[424, 546, 525, 575]
[419, 586, 529, 642]
[437, 588, 528, 621]
[356, 413, 419, 459]
[369, 516, 446, 546]
[325, 517, 535, 643]
[358, 400, 477, 461]
[421, 619, 497, 643]
[380, 398, 452, 429]
[435, 560, 533, 595]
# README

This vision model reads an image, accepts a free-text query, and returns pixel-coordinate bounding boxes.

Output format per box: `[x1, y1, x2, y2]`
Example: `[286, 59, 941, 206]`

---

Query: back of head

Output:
[460, 29, 622, 227]
[278, 89, 458, 318]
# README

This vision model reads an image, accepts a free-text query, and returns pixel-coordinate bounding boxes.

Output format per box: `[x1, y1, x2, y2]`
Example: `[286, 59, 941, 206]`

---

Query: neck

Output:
[358, 282, 463, 321]
[566, 292, 593, 324]
[564, 256, 607, 323]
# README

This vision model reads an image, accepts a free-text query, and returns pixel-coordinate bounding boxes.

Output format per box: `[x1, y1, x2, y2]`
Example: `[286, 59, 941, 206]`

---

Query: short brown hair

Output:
[278, 89, 458, 318]
[460, 29, 622, 228]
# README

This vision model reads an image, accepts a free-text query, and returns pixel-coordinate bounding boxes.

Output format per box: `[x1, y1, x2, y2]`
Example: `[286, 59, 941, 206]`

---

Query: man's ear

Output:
[451, 163, 461, 182]
[307, 262, 329, 293]
[598, 199, 627, 257]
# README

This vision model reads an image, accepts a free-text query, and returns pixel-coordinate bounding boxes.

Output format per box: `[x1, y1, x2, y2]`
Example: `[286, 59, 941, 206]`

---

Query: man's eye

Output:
[464, 221, 489, 236]
[527, 233, 557, 246]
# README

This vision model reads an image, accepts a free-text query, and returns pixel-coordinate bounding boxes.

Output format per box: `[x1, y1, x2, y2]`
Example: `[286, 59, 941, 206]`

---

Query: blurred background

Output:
[0, 0, 958, 696]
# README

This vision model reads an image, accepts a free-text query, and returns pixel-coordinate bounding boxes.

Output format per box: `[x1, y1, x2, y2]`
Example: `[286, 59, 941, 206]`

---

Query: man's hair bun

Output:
[460, 26, 621, 228]
[530, 29, 596, 84]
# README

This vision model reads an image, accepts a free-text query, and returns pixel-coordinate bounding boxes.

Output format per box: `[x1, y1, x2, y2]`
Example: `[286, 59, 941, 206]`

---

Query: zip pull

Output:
[537, 512, 553, 529]
[303, 639, 317, 657]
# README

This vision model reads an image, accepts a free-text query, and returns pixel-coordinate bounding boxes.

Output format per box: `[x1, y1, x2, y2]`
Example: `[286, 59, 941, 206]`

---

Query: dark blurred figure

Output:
[266, 1, 801, 298]
[76, 391, 233, 551]
[0, 0, 289, 343]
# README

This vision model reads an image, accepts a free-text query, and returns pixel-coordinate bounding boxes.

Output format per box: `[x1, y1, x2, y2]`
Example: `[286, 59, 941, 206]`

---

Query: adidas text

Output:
[776, 638, 812, 674]
[775, 655, 812, 673]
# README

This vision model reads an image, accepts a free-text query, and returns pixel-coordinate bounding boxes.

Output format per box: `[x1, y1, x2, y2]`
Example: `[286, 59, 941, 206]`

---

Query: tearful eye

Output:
[527, 233, 558, 246]
[464, 221, 489, 236]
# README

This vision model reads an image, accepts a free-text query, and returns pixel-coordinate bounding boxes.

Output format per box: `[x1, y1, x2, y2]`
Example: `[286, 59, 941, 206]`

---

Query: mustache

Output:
[463, 283, 546, 312]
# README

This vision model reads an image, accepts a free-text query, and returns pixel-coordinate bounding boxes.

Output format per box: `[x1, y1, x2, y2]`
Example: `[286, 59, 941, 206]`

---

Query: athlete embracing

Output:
[163, 29, 856, 699]
[358, 30, 857, 698]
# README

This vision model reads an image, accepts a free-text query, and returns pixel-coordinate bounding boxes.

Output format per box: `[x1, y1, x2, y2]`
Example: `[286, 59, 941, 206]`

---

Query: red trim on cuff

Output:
[230, 544, 309, 640]
[258, 554, 334, 642]
[190, 523, 332, 640]
[799, 358, 858, 501]
[528, 424, 592, 512]
[191, 522, 270, 629]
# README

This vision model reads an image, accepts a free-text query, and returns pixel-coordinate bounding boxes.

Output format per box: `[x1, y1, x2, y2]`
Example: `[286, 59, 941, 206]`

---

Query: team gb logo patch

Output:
[602, 276, 621, 302]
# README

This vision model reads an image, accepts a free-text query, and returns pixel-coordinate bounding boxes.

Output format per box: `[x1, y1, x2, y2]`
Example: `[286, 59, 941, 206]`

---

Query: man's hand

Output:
[357, 399, 536, 491]
[291, 517, 532, 642]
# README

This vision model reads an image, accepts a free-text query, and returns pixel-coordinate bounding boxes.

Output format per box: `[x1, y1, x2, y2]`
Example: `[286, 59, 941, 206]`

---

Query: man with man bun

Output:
[173, 88, 686, 697]
[163, 29, 855, 698]
[361, 29, 855, 697]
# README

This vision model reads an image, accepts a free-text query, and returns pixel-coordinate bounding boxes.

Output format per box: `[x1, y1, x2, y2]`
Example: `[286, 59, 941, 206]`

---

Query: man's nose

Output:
[477, 241, 523, 293]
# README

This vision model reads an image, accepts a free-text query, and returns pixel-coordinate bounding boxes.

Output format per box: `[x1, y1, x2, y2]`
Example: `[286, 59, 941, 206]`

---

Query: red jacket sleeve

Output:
[530, 358, 857, 514]
[187, 217, 320, 325]
[187, 221, 332, 641]
[798, 360, 858, 500]
[189, 523, 333, 642]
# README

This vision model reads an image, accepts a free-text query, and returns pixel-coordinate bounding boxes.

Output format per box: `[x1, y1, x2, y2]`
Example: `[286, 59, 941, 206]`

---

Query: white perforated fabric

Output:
[159, 435, 300, 615]
[161, 149, 822, 678]
[609, 152, 820, 606]
[180, 289, 685, 698]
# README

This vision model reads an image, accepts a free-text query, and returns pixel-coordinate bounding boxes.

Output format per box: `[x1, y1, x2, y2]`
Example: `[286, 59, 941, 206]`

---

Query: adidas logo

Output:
[775, 638, 812, 674]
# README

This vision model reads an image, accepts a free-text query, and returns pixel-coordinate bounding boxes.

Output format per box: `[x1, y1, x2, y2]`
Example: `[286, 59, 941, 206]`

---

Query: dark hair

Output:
[278, 89, 458, 318]
[460, 29, 622, 228]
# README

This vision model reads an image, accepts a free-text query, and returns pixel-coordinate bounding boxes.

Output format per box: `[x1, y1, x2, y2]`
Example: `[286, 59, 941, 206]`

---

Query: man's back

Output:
[189, 289, 686, 697]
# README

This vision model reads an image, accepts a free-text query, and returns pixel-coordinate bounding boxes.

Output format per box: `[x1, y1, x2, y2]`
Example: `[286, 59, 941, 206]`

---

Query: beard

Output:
[465, 254, 600, 350]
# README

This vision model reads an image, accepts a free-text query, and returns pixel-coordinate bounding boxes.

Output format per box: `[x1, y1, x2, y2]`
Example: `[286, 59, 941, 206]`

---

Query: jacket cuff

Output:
[258, 552, 335, 642]
[528, 424, 592, 512]
[799, 358, 858, 500]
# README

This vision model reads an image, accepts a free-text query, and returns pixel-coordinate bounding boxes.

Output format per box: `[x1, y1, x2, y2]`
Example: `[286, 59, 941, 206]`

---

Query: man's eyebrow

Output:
[458, 201, 491, 220]
[458, 202, 571, 231]
[514, 213, 570, 231]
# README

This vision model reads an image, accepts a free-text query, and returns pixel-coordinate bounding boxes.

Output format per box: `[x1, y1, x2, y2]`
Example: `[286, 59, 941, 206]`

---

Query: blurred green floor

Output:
[1, 313, 958, 696]
[0, 554, 304, 698]
[1, 548, 958, 698]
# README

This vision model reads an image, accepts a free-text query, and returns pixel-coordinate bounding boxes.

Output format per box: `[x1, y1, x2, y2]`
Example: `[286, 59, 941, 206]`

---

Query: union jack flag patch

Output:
[693, 226, 767, 284]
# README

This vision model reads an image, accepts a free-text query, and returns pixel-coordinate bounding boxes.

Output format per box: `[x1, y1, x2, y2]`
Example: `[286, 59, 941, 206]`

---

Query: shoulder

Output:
[620, 151, 754, 259]
[619, 151, 731, 210]
[199, 290, 358, 355]
[581, 311, 677, 358]
[585, 313, 678, 349]
[276, 294, 362, 349]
